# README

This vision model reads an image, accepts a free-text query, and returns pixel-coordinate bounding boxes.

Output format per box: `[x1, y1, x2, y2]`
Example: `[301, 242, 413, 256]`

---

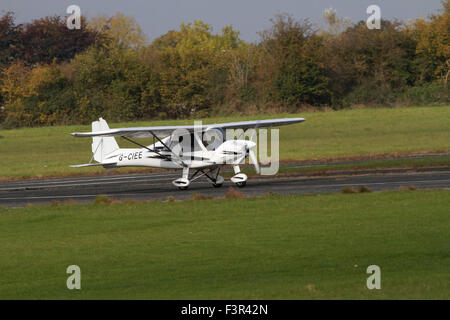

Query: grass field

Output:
[233, 155, 450, 178]
[0, 105, 449, 179]
[0, 190, 449, 299]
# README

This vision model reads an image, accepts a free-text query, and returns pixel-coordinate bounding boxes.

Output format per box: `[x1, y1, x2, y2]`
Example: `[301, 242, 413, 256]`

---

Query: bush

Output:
[359, 186, 372, 193]
[342, 186, 358, 194]
[224, 187, 247, 199]
[50, 199, 78, 206]
[342, 81, 397, 107]
[94, 194, 112, 204]
[123, 198, 137, 204]
[343, 82, 449, 108]
[190, 192, 213, 200]
[399, 83, 449, 106]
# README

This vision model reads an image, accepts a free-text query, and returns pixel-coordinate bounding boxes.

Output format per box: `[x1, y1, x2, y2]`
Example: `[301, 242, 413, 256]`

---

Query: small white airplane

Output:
[71, 117, 305, 190]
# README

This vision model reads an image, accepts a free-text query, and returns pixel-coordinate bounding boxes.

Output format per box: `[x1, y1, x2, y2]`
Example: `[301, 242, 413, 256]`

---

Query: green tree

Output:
[322, 19, 417, 106]
[151, 20, 243, 118]
[72, 43, 153, 122]
[259, 14, 331, 107]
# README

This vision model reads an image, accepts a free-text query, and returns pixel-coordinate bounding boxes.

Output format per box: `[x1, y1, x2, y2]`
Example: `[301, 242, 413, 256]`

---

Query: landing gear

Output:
[172, 165, 251, 190]
[212, 175, 224, 188]
[173, 166, 224, 190]
[172, 167, 190, 190]
[231, 165, 248, 188]
[206, 167, 224, 188]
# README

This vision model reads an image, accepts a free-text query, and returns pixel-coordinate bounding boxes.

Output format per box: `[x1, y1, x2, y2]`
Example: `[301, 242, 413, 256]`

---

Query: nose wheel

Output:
[173, 167, 190, 190]
[231, 172, 248, 188]
[173, 178, 190, 190]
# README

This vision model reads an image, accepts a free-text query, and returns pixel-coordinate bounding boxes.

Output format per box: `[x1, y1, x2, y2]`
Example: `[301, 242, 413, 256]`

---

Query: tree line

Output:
[0, 1, 448, 128]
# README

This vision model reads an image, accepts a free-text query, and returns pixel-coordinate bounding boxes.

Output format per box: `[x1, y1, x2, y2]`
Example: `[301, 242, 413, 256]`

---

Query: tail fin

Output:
[92, 118, 119, 162]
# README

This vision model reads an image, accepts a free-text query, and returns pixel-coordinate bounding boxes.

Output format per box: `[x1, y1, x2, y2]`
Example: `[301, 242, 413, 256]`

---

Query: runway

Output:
[0, 167, 449, 207]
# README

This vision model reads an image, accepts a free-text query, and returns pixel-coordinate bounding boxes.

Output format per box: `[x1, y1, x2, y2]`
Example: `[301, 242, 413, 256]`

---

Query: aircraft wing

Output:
[71, 118, 305, 138]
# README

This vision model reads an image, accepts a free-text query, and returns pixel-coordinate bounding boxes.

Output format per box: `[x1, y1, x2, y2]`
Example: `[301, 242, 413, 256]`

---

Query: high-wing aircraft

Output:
[71, 117, 305, 189]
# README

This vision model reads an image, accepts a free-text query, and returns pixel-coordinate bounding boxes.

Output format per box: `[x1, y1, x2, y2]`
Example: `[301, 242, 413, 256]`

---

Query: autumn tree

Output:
[0, 61, 74, 127]
[413, 0, 450, 86]
[0, 12, 23, 70]
[88, 12, 148, 50]
[19, 15, 99, 65]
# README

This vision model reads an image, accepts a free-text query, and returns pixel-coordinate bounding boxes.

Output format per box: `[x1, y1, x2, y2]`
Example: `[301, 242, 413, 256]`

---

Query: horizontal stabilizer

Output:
[70, 163, 116, 168]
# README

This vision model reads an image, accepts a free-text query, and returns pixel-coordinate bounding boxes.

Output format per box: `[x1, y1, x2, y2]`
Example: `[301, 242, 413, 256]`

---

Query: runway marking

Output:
[1, 178, 449, 201]
[0, 174, 181, 191]
[0, 172, 178, 186]
[0, 193, 148, 200]
[305, 178, 450, 188]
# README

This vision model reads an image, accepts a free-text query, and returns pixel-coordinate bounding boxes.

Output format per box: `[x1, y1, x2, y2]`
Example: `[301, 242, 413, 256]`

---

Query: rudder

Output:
[92, 118, 119, 162]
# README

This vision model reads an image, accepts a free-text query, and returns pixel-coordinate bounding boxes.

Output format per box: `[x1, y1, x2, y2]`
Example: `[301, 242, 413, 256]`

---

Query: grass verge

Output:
[0, 189, 448, 299]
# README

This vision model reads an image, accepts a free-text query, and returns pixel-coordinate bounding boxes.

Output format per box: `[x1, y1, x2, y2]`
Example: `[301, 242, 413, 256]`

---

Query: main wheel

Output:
[235, 181, 246, 188]
[178, 186, 189, 190]
[212, 175, 224, 188]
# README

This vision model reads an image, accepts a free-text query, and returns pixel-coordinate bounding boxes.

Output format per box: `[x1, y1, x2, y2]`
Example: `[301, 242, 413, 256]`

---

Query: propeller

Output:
[245, 140, 260, 174]
[249, 147, 260, 174]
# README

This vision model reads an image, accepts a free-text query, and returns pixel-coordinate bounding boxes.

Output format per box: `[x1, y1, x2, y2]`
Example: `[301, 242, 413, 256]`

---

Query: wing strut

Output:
[148, 130, 188, 168]
[121, 136, 173, 163]
[89, 139, 102, 164]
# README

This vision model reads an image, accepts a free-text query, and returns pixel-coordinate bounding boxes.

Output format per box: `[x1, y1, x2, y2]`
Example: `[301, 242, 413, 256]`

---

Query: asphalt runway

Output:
[0, 167, 449, 207]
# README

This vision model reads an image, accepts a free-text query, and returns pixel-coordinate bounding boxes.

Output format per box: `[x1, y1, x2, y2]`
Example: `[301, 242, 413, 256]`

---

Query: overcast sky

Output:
[1, 0, 444, 42]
